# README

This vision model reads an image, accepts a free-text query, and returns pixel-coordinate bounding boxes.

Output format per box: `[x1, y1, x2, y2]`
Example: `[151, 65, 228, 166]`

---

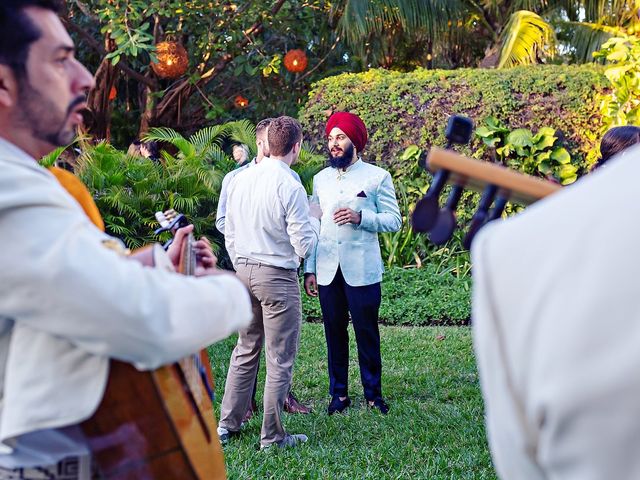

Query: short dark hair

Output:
[267, 116, 302, 157]
[0, 1, 61, 77]
[256, 118, 275, 138]
[595, 126, 640, 169]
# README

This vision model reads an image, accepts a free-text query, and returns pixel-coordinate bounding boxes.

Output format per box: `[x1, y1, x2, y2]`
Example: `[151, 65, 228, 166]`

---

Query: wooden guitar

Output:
[81, 210, 226, 480]
[412, 147, 562, 247]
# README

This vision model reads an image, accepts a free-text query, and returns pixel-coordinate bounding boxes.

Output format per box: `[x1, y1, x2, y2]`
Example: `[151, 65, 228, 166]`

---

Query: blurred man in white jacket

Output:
[0, 2, 252, 477]
[472, 145, 640, 480]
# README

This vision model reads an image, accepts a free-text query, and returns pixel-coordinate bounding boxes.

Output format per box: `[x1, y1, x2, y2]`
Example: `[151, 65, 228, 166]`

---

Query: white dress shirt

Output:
[472, 145, 640, 480]
[0, 137, 252, 467]
[216, 158, 302, 234]
[225, 157, 319, 269]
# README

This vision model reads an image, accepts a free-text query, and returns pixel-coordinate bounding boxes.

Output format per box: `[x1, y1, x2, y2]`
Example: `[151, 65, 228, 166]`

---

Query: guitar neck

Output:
[428, 147, 561, 205]
[179, 232, 197, 276]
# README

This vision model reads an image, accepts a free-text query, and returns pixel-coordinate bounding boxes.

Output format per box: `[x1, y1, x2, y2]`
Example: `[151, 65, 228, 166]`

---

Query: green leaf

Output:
[475, 126, 493, 138]
[538, 160, 552, 174]
[550, 148, 571, 164]
[507, 128, 534, 148]
[482, 137, 501, 148]
[401, 145, 421, 161]
[533, 132, 556, 150]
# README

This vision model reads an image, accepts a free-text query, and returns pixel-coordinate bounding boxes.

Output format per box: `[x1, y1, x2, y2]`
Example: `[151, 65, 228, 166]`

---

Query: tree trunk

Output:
[86, 44, 118, 141]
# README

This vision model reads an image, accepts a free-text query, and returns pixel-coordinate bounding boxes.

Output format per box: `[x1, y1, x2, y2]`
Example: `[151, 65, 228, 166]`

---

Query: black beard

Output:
[328, 143, 354, 169]
[16, 79, 85, 147]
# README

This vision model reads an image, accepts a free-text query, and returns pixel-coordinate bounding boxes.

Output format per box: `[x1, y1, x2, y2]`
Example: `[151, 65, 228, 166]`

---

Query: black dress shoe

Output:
[327, 396, 351, 415]
[368, 398, 390, 414]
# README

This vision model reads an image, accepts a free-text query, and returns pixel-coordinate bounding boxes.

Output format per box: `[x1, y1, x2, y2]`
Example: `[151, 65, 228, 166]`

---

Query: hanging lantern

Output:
[234, 95, 249, 109]
[108, 85, 117, 102]
[283, 49, 308, 73]
[151, 41, 189, 79]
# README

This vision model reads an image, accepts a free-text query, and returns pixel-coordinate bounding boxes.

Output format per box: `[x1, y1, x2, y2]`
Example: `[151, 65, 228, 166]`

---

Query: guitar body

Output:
[81, 356, 225, 480]
[82, 233, 225, 479]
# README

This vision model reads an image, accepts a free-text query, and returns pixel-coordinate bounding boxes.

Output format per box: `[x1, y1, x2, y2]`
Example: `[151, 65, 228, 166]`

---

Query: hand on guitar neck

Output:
[166, 224, 222, 276]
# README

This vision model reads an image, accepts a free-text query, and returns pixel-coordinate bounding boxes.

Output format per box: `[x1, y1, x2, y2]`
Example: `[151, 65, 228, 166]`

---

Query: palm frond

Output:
[498, 10, 556, 68]
[563, 20, 625, 62]
[332, 0, 465, 62]
[144, 127, 186, 144]
[188, 125, 229, 152]
[40, 146, 69, 167]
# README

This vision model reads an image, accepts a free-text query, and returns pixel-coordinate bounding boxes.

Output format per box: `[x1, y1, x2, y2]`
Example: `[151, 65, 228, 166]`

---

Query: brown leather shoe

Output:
[242, 398, 258, 424]
[284, 391, 311, 414]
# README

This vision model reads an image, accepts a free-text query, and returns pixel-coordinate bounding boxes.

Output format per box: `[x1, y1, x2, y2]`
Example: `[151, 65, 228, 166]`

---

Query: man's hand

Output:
[304, 273, 318, 297]
[167, 224, 221, 277]
[309, 202, 323, 219]
[333, 207, 361, 226]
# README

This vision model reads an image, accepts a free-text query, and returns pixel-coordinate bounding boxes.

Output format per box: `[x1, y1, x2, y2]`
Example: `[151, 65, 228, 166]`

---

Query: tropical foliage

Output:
[43, 120, 325, 257]
[300, 64, 608, 172]
[476, 117, 578, 184]
[594, 34, 640, 128]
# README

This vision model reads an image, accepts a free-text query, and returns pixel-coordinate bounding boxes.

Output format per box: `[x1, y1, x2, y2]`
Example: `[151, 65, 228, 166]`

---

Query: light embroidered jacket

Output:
[305, 159, 401, 286]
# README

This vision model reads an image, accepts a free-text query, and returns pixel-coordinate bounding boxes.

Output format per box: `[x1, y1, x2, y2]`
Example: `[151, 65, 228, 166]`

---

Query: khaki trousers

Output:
[219, 261, 301, 446]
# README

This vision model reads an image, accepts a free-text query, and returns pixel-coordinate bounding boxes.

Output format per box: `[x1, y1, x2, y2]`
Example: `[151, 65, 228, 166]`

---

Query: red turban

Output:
[325, 112, 368, 152]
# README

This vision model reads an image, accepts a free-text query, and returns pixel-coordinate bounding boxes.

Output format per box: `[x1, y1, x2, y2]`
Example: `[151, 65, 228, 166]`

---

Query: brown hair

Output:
[267, 116, 302, 157]
[256, 117, 275, 138]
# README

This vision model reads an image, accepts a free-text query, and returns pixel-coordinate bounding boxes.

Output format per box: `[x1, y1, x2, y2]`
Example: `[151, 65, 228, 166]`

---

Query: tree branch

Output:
[294, 36, 341, 85]
[63, 18, 157, 89]
[156, 0, 286, 119]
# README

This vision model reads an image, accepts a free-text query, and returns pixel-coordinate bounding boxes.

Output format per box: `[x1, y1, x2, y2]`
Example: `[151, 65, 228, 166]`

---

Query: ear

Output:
[0, 65, 18, 109]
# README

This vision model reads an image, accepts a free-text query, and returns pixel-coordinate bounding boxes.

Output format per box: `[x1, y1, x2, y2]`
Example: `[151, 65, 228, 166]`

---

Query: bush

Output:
[299, 64, 609, 174]
[302, 265, 471, 326]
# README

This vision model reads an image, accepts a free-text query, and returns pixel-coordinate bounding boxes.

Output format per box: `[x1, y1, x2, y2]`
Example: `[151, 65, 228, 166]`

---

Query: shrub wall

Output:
[299, 65, 609, 173]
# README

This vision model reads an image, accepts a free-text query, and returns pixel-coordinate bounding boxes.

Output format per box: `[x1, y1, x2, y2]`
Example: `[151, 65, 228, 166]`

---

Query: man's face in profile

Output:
[9, 7, 94, 156]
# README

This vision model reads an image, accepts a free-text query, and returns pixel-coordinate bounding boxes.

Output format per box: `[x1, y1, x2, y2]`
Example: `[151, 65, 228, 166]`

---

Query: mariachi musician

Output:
[0, 2, 251, 478]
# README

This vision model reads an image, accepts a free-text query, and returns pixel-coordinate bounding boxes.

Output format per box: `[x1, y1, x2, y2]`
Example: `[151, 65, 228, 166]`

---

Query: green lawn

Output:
[208, 324, 496, 480]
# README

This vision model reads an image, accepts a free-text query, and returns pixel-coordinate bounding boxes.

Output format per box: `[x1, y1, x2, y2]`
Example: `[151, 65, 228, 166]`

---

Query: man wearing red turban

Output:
[304, 112, 401, 415]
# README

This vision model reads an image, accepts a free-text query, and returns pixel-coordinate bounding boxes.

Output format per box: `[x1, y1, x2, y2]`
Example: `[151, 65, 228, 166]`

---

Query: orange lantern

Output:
[283, 49, 308, 73]
[151, 41, 189, 79]
[234, 95, 249, 109]
[108, 85, 117, 102]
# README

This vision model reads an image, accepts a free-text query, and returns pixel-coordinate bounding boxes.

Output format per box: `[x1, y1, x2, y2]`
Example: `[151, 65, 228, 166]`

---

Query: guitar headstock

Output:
[154, 209, 189, 235]
[411, 118, 562, 248]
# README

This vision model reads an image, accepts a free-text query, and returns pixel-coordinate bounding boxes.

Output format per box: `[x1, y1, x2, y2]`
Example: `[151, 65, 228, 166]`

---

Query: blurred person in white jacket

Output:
[472, 143, 640, 480]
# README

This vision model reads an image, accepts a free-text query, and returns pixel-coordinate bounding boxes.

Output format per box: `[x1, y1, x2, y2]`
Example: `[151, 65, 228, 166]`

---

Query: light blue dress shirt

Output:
[305, 159, 401, 286]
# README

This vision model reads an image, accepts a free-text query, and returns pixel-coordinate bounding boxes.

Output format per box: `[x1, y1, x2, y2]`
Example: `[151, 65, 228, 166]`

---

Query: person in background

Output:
[592, 125, 640, 170]
[217, 116, 321, 449]
[304, 112, 401, 415]
[127, 139, 159, 161]
[0, 2, 252, 478]
[216, 118, 311, 419]
[232, 143, 250, 167]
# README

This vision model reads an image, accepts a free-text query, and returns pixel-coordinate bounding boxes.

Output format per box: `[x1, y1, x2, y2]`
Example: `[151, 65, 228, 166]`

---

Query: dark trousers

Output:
[318, 266, 382, 401]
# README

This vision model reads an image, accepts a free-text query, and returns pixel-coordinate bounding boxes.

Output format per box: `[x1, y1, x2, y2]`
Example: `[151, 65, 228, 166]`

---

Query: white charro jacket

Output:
[0, 137, 251, 463]
[305, 159, 401, 286]
[472, 145, 640, 480]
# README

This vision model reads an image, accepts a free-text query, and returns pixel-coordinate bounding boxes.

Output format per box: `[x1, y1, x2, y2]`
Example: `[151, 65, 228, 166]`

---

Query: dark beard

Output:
[16, 79, 85, 147]
[328, 143, 354, 169]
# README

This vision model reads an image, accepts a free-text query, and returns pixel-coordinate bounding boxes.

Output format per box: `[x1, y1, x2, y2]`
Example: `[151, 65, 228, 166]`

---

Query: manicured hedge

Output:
[299, 65, 609, 174]
[302, 265, 471, 326]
